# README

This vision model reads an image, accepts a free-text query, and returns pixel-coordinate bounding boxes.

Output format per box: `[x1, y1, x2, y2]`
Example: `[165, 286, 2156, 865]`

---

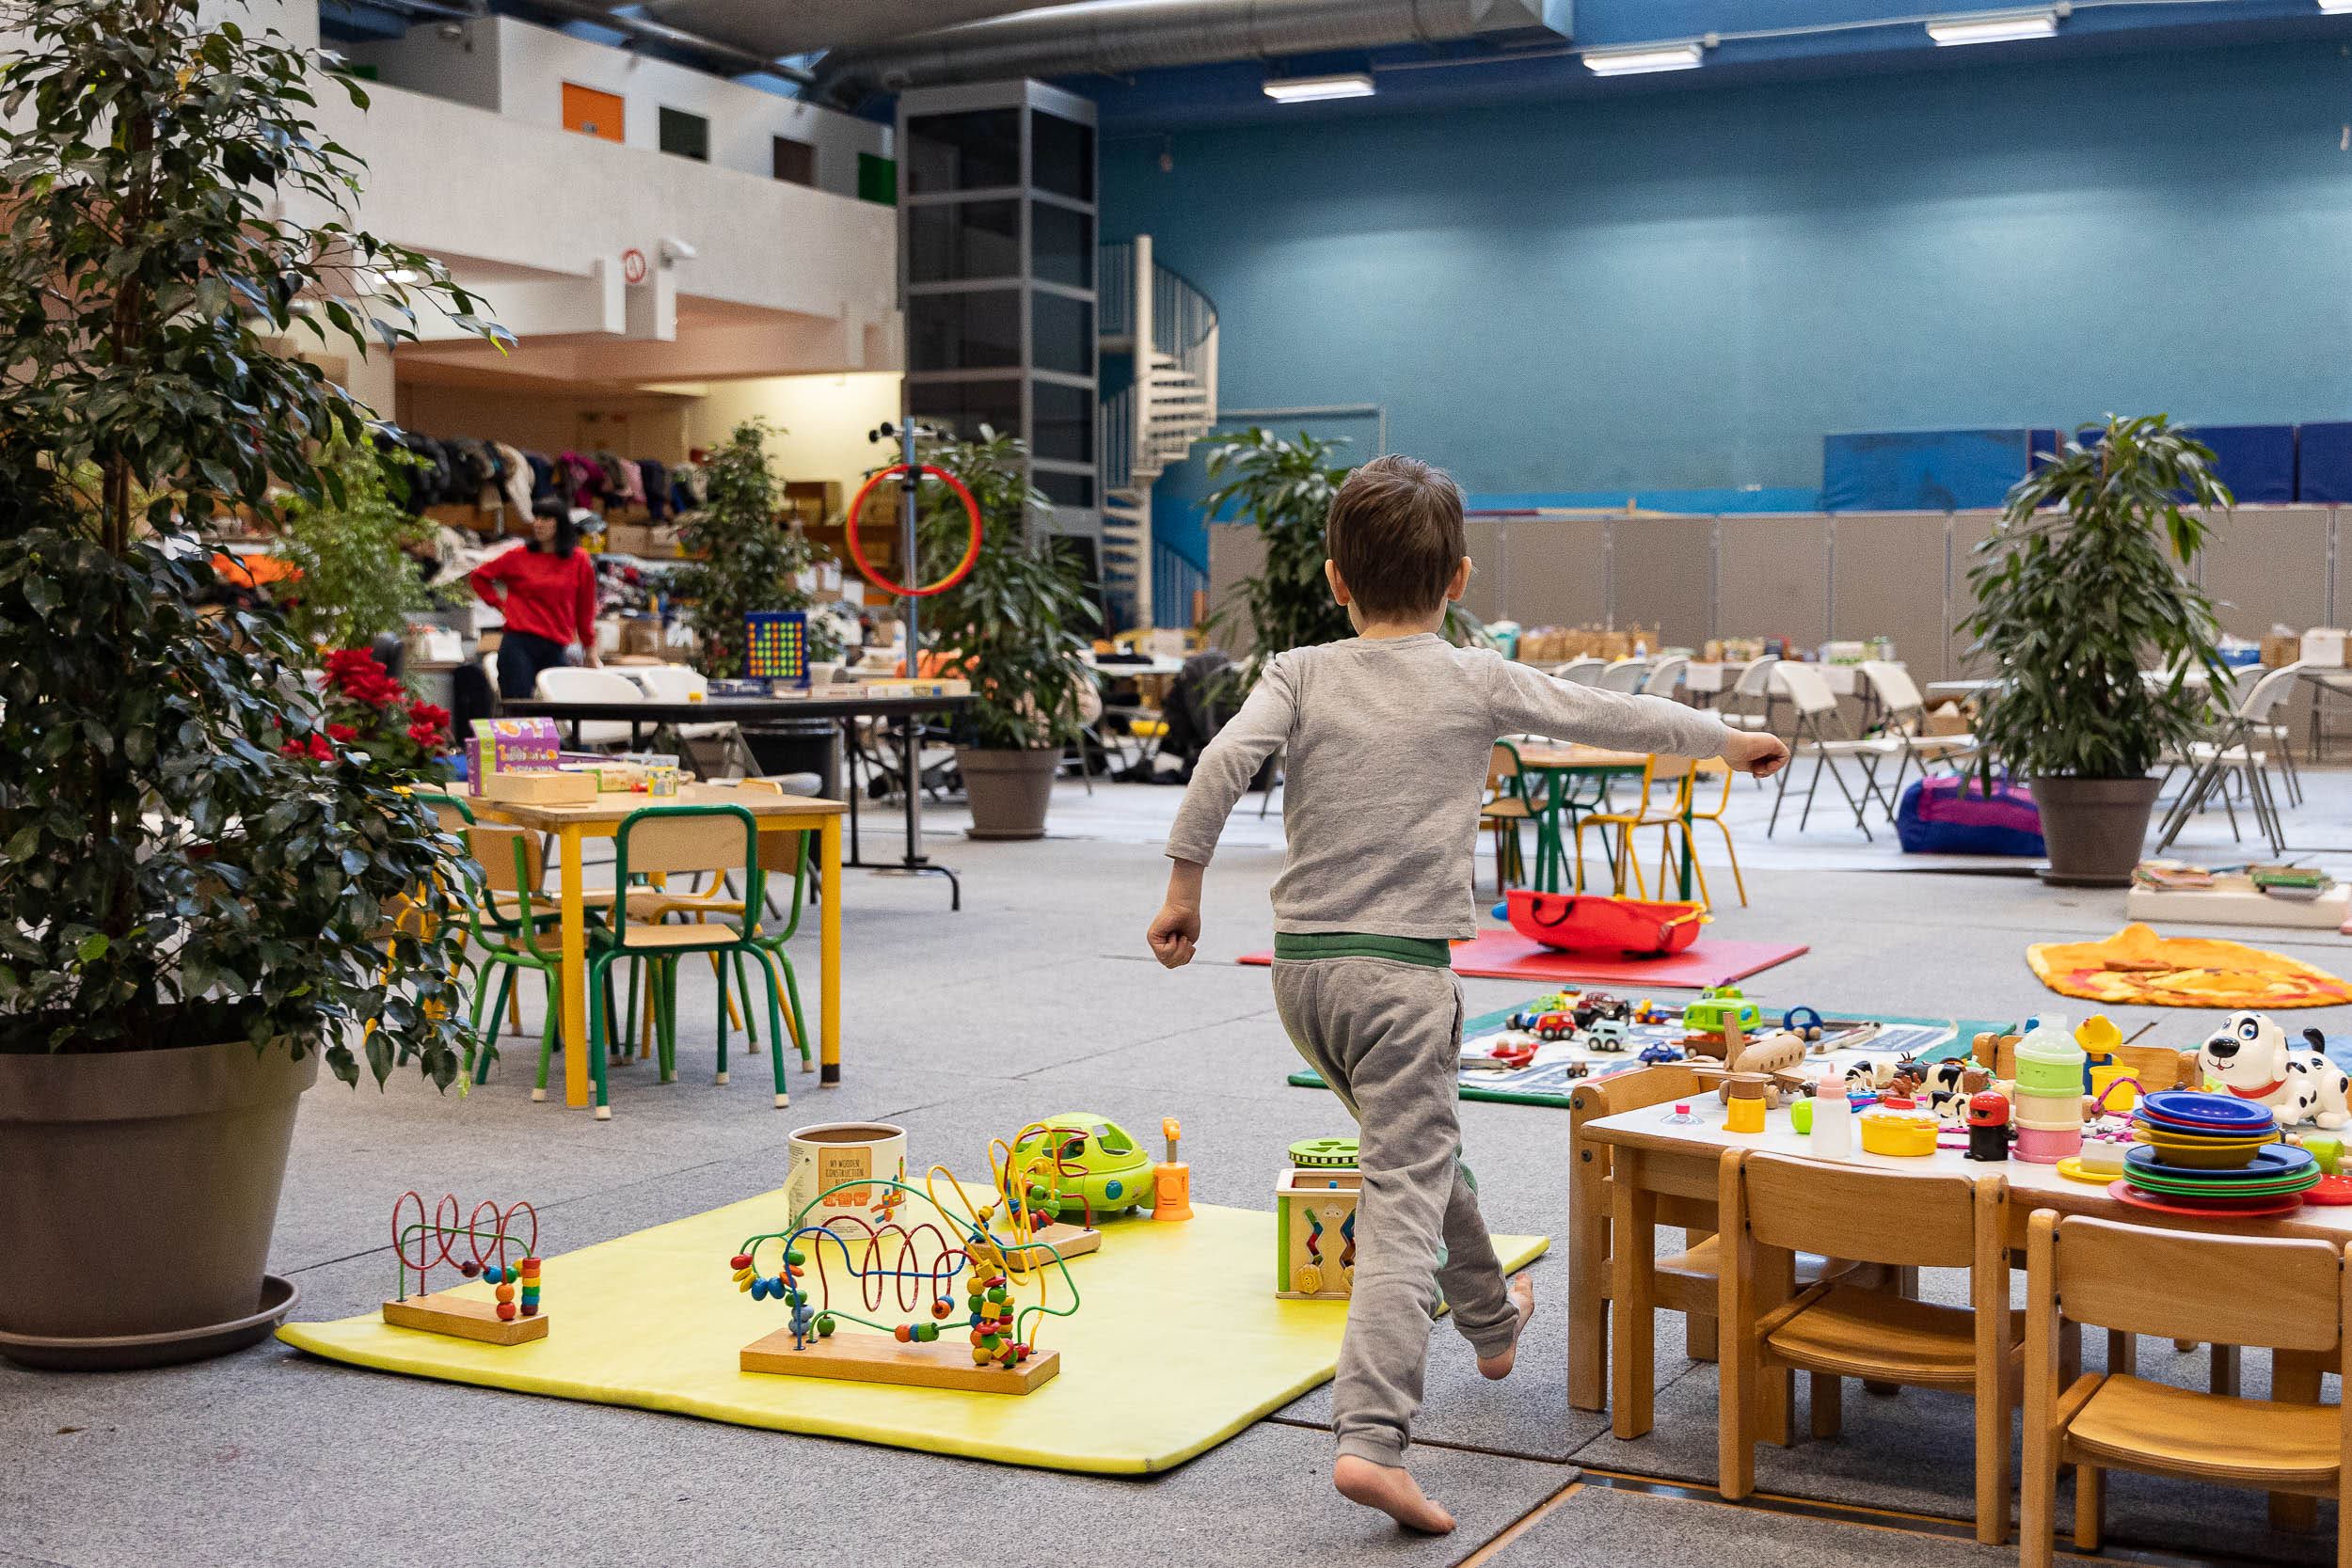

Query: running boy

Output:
[1147, 455, 1788, 1533]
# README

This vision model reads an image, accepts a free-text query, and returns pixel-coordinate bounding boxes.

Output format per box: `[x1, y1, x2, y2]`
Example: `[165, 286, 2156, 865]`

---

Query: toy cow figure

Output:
[2198, 1012, 2351, 1130]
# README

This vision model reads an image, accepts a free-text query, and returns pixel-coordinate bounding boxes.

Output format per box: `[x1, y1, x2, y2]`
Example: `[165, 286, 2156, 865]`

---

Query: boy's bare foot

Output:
[1333, 1455, 1455, 1533]
[1476, 1273, 1538, 1380]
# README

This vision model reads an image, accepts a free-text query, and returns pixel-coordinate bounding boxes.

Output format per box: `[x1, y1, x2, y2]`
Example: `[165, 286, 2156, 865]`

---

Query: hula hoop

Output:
[843, 464, 982, 598]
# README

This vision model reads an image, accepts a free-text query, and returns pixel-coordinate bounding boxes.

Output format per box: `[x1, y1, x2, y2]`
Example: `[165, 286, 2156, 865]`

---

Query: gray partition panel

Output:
[1607, 515, 1714, 649]
[1462, 516, 1506, 625]
[1205, 522, 1267, 657]
[1718, 515, 1830, 648]
[1830, 512, 1949, 678]
[2201, 506, 2330, 641]
[1947, 510, 2003, 679]
[1499, 516, 1609, 630]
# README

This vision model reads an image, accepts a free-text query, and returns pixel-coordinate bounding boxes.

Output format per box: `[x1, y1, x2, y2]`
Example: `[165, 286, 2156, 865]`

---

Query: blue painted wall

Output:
[1104, 39, 2352, 562]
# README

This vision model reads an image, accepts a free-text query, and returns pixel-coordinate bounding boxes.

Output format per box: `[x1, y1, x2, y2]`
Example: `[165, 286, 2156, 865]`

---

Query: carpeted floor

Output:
[8, 773, 2352, 1567]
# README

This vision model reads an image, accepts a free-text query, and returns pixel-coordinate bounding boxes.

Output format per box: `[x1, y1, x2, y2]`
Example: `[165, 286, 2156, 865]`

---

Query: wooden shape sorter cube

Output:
[1275, 1167, 1361, 1300]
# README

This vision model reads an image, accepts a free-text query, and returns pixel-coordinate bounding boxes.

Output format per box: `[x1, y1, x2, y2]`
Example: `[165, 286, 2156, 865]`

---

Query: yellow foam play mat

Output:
[2027, 923, 2352, 1009]
[278, 1187, 1548, 1475]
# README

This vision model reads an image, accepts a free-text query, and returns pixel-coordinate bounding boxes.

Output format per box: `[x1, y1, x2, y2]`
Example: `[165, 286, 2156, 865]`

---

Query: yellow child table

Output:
[475, 784, 846, 1108]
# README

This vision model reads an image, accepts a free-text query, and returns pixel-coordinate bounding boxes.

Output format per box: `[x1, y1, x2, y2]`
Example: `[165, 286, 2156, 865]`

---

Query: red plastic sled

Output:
[1504, 889, 1708, 958]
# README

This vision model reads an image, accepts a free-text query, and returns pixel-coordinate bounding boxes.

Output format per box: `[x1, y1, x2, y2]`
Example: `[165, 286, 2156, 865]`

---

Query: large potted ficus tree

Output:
[1966, 415, 2230, 887]
[0, 0, 500, 1369]
[913, 429, 1096, 839]
[671, 420, 841, 678]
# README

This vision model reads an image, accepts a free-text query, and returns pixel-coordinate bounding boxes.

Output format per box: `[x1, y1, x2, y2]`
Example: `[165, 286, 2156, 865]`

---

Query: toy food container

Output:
[2014, 1015, 2087, 1096]
[2010, 1088, 2086, 1131]
[785, 1122, 909, 1230]
[1858, 1108, 1939, 1157]
[2014, 1123, 2083, 1164]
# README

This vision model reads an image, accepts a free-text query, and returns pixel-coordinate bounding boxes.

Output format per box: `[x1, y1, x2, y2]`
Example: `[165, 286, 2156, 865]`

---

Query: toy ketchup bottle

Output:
[1808, 1074, 1852, 1159]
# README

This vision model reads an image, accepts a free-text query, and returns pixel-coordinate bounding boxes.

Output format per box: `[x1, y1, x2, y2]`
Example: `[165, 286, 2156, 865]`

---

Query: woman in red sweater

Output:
[472, 499, 601, 699]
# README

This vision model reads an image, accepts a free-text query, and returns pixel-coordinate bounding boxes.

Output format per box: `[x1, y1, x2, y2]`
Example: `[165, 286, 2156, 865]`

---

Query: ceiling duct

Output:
[627, 0, 1103, 61]
[809, 0, 1574, 107]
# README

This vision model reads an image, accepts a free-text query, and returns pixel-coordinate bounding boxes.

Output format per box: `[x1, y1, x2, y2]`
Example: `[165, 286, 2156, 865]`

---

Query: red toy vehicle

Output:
[1532, 1012, 1578, 1041]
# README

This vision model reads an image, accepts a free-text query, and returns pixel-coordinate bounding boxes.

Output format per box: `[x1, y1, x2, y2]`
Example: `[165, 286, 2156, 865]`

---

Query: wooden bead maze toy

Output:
[989, 1119, 1109, 1267]
[731, 1164, 1085, 1394]
[382, 1192, 548, 1345]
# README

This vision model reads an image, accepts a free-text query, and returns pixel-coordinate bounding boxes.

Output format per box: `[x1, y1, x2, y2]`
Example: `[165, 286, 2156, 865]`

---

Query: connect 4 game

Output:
[744, 611, 809, 687]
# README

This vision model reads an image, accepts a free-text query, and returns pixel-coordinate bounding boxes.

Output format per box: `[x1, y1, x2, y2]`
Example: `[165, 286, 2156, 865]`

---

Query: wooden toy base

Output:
[740, 1327, 1059, 1394]
[381, 1293, 548, 1345]
[1001, 1222, 1101, 1269]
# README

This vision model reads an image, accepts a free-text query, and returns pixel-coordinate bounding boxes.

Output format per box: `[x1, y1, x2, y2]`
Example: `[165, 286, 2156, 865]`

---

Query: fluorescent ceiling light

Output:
[1581, 41, 1704, 76]
[1262, 71, 1375, 103]
[1927, 8, 2059, 45]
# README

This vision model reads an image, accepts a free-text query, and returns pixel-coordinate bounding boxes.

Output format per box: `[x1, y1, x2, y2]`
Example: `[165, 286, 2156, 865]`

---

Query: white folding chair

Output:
[1549, 657, 1607, 686]
[1641, 655, 1690, 699]
[1720, 655, 1783, 731]
[1594, 657, 1651, 693]
[623, 663, 732, 743]
[2156, 661, 2302, 856]
[1860, 659, 1976, 817]
[533, 666, 644, 751]
[1768, 662, 1901, 840]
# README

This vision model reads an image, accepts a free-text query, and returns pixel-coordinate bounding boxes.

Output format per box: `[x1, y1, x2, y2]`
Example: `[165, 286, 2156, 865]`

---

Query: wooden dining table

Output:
[474, 783, 847, 1108]
[1572, 1072, 2340, 1529]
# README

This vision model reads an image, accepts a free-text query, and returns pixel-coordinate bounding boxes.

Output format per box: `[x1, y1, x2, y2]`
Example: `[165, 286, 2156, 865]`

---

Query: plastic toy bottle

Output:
[1809, 1074, 1852, 1160]
[1150, 1117, 1193, 1222]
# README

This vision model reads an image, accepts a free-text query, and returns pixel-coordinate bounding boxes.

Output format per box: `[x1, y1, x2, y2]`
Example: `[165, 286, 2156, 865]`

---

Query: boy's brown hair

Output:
[1325, 453, 1468, 620]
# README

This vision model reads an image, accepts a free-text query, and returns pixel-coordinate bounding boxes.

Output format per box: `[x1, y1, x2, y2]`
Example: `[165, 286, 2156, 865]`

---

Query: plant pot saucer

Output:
[0, 1275, 298, 1372]
[2036, 867, 2133, 889]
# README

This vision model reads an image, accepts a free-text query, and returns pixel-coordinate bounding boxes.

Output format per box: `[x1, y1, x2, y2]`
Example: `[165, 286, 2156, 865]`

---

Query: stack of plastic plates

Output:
[2115, 1092, 2312, 1216]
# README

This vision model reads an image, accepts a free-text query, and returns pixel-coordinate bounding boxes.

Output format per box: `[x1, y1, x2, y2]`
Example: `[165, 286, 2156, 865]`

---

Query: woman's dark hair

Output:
[529, 498, 577, 558]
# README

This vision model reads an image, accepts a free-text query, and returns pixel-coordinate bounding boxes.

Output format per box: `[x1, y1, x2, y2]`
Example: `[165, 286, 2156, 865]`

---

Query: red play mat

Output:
[1240, 929, 1807, 989]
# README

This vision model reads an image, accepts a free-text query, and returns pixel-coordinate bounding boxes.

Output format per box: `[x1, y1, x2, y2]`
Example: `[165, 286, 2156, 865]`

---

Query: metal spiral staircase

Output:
[1099, 235, 1217, 630]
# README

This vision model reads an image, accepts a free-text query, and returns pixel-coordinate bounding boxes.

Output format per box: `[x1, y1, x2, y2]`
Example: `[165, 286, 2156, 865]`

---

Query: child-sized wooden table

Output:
[475, 784, 846, 1107]
[1572, 1065, 2344, 1531]
[1504, 743, 1651, 894]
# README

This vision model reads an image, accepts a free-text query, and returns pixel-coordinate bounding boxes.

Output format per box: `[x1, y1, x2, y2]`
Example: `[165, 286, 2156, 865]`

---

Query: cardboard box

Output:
[1924, 702, 1970, 736]
[619, 619, 662, 657]
[2302, 627, 2347, 668]
[605, 523, 654, 557]
[480, 769, 597, 805]
[2262, 632, 2303, 669]
[467, 717, 563, 797]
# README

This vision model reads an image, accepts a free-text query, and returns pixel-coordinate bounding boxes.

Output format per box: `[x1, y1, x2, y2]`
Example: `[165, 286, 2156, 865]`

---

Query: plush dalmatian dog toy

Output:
[2198, 1011, 2350, 1130]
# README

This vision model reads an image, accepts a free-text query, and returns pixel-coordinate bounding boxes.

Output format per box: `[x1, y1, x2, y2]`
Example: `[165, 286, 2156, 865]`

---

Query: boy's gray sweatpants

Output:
[1272, 956, 1519, 1467]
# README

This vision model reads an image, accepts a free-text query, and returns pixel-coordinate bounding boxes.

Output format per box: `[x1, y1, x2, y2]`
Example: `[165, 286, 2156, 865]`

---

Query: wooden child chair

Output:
[1481, 741, 1534, 895]
[2020, 1212, 2352, 1568]
[1716, 1150, 2021, 1544]
[1568, 1067, 1878, 1433]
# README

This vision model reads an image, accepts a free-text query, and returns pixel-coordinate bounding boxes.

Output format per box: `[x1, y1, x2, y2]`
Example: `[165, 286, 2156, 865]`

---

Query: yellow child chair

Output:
[586, 803, 792, 1119]
[1572, 754, 1687, 896]
[1648, 757, 1747, 910]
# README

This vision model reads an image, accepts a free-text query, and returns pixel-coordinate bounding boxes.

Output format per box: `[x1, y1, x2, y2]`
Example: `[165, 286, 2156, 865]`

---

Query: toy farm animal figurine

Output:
[2198, 1012, 2351, 1130]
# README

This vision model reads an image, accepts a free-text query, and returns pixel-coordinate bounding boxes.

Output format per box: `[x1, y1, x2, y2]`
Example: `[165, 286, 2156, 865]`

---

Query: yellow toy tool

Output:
[1152, 1117, 1194, 1222]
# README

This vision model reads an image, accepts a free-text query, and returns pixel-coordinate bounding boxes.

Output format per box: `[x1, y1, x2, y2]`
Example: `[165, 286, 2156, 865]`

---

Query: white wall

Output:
[676, 372, 902, 497]
[343, 17, 887, 201]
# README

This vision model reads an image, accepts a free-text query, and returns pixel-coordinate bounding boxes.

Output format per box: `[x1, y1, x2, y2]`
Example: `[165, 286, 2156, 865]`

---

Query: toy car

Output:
[1563, 1061, 1591, 1080]
[1009, 1114, 1154, 1214]
[1682, 986, 1762, 1037]
[1631, 997, 1671, 1026]
[1581, 1019, 1631, 1053]
[1638, 1042, 1685, 1065]
[1573, 991, 1629, 1029]
[1531, 1011, 1579, 1041]
[1782, 1006, 1826, 1043]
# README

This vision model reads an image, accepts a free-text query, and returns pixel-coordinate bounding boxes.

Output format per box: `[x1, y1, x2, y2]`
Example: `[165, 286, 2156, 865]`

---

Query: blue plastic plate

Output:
[2136, 1091, 2279, 1133]
[2125, 1143, 2315, 1183]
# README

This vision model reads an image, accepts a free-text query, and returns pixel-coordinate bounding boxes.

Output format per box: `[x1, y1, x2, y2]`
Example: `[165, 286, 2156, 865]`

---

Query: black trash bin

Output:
[743, 719, 840, 799]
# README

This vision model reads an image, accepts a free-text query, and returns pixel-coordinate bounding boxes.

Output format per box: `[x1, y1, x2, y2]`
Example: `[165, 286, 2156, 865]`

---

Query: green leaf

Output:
[76, 932, 108, 962]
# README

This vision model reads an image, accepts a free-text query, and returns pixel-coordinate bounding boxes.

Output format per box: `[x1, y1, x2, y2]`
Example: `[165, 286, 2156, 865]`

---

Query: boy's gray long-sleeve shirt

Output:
[1167, 635, 1728, 939]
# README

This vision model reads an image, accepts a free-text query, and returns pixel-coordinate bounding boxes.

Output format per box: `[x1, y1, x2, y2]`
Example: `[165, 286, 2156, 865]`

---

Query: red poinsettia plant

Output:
[289, 648, 453, 774]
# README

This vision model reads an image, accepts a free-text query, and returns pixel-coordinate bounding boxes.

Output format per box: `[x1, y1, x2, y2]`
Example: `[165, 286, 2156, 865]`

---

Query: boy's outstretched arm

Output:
[1486, 658, 1788, 776]
[1150, 658, 1298, 968]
